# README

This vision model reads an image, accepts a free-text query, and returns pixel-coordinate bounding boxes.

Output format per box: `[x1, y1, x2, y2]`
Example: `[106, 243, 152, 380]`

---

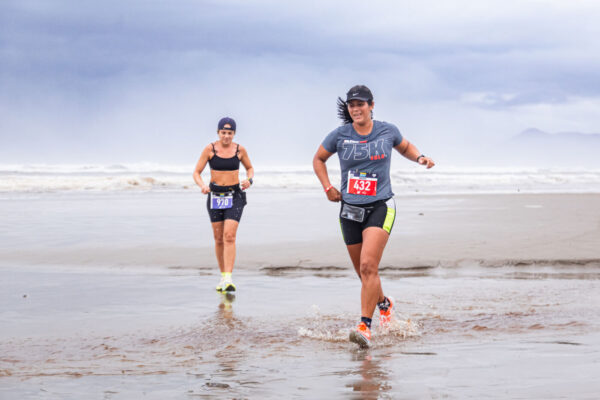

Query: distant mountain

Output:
[492, 128, 600, 168]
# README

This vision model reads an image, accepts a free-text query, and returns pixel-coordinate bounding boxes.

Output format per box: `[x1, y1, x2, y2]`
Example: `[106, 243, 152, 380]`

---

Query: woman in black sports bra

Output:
[193, 117, 254, 293]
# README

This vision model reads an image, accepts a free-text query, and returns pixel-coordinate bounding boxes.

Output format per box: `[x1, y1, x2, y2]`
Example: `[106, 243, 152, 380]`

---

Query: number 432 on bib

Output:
[347, 171, 378, 196]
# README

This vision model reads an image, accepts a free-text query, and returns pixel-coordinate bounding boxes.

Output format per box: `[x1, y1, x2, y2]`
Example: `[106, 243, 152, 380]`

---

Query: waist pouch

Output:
[340, 199, 387, 223]
[341, 203, 367, 223]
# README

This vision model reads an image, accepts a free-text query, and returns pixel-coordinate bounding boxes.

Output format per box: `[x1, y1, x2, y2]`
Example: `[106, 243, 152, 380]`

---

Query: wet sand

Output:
[1, 192, 598, 268]
[1, 265, 599, 399]
[1, 191, 600, 398]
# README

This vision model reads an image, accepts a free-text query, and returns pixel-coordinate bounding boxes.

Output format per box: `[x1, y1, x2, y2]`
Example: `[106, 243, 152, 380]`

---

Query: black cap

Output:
[218, 117, 236, 131]
[346, 85, 373, 102]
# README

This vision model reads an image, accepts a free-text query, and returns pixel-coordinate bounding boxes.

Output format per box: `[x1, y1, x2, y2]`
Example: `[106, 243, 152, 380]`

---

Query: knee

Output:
[212, 229, 224, 245]
[359, 258, 378, 279]
[213, 234, 224, 245]
[223, 231, 237, 244]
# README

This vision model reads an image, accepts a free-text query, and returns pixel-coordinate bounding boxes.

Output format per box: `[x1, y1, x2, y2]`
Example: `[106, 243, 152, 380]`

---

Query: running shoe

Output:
[379, 296, 395, 330]
[349, 322, 371, 348]
[215, 276, 226, 292]
[223, 277, 236, 292]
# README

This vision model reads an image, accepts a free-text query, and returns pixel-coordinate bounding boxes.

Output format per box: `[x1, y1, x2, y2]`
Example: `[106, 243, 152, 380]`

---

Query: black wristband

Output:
[416, 155, 425, 163]
[248, 178, 253, 185]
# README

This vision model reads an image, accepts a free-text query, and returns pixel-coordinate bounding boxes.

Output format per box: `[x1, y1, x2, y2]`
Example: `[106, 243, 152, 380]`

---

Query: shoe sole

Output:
[349, 331, 370, 348]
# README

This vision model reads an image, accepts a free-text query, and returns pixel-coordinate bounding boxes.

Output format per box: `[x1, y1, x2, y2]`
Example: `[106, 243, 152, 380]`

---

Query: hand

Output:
[241, 179, 251, 190]
[201, 184, 210, 194]
[326, 187, 342, 202]
[418, 156, 435, 169]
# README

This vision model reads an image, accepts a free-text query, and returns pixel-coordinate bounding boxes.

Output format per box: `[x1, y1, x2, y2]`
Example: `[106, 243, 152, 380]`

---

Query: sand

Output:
[1, 191, 599, 398]
[1, 192, 598, 268]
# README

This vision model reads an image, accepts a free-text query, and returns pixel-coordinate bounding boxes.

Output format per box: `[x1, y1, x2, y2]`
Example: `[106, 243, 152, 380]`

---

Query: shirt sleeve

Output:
[390, 123, 403, 146]
[321, 128, 339, 153]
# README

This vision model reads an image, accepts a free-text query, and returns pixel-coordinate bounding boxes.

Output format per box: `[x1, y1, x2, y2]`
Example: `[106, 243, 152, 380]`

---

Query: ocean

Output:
[2, 163, 600, 194]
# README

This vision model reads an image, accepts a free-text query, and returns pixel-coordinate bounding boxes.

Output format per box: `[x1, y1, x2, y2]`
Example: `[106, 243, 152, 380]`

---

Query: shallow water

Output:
[1, 264, 599, 399]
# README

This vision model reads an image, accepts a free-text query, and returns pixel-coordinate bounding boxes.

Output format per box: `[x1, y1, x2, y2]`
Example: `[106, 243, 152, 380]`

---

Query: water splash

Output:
[298, 305, 422, 343]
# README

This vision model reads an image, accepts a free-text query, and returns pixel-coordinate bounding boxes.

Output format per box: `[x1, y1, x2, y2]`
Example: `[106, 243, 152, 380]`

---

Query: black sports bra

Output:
[208, 143, 240, 171]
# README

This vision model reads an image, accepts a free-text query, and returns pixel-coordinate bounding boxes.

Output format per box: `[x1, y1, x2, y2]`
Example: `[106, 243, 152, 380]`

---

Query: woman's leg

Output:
[222, 219, 239, 273]
[359, 227, 389, 319]
[211, 221, 225, 273]
[346, 243, 362, 279]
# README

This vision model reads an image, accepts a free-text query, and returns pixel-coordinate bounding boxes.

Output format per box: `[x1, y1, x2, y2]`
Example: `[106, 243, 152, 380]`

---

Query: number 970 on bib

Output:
[347, 171, 378, 196]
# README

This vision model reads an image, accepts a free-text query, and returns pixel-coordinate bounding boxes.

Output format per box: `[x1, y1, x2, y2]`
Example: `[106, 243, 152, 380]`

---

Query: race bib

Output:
[347, 171, 377, 196]
[210, 192, 234, 209]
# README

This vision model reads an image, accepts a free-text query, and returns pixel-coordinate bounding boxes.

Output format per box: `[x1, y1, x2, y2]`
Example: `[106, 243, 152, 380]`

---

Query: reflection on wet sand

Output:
[347, 352, 392, 400]
[216, 292, 236, 324]
[205, 292, 245, 390]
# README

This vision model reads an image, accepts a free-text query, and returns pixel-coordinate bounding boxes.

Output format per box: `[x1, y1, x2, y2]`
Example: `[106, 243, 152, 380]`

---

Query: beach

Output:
[1, 190, 598, 268]
[1, 187, 600, 399]
[4, 0, 600, 397]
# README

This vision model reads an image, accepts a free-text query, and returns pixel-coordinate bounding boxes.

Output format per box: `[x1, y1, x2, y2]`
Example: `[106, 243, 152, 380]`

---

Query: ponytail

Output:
[337, 97, 353, 125]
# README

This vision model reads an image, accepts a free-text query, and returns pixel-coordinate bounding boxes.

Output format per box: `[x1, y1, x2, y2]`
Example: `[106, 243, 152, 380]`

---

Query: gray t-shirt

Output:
[322, 120, 403, 204]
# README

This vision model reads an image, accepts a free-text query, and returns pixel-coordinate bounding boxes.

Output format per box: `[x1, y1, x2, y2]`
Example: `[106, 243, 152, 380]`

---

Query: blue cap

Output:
[218, 117, 236, 131]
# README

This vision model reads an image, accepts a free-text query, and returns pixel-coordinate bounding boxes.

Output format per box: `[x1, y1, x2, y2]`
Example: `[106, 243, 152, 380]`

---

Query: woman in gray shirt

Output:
[313, 85, 435, 348]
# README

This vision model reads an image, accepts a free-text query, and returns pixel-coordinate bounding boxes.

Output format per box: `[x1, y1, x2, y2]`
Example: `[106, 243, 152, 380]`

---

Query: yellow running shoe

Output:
[349, 322, 371, 348]
[216, 276, 226, 292]
[223, 277, 236, 292]
[379, 296, 395, 330]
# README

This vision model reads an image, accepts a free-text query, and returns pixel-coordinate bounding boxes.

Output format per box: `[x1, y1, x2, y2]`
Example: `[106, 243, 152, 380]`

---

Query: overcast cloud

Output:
[2, 0, 600, 166]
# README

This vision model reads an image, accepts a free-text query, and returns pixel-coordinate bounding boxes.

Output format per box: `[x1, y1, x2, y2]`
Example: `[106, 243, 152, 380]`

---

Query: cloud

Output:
[4, 1, 600, 94]
[1, 0, 600, 165]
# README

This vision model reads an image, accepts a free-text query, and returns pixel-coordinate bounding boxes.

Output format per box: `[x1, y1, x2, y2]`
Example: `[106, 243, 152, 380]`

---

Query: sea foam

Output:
[2, 163, 600, 194]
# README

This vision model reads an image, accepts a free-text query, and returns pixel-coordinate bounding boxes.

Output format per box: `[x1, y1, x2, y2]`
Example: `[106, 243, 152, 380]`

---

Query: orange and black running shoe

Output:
[349, 321, 371, 348]
[379, 296, 395, 330]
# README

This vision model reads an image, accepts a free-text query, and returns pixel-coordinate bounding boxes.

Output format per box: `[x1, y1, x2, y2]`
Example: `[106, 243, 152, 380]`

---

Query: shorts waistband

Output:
[210, 182, 240, 193]
[342, 198, 391, 208]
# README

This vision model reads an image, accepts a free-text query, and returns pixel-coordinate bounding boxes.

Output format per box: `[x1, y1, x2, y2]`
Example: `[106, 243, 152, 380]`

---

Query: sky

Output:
[1, 0, 600, 166]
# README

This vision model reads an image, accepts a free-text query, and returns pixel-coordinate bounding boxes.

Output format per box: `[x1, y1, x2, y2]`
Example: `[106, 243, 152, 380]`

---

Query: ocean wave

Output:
[2, 164, 600, 193]
[0, 163, 192, 175]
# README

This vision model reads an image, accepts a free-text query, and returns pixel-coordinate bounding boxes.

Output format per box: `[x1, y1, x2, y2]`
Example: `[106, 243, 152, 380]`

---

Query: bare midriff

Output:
[210, 170, 240, 186]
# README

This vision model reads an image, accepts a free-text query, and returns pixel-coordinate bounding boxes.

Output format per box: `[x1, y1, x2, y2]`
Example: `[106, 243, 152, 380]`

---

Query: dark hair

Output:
[337, 97, 374, 125]
[337, 97, 353, 124]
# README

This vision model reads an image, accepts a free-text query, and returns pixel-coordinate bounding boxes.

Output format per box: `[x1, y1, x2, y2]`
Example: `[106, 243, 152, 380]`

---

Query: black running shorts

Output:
[206, 183, 247, 223]
[339, 198, 396, 245]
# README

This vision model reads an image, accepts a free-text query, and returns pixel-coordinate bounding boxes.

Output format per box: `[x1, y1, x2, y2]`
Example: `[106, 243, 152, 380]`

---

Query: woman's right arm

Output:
[313, 145, 341, 202]
[193, 146, 212, 194]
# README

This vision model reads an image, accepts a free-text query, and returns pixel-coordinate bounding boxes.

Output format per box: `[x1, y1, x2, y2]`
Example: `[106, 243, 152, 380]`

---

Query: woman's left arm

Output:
[239, 145, 255, 189]
[394, 138, 435, 169]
